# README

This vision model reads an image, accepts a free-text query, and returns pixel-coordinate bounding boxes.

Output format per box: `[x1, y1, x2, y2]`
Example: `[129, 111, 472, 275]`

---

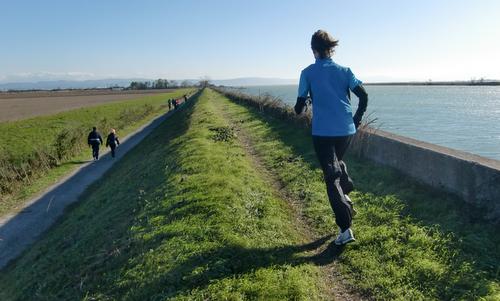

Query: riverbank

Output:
[1, 88, 498, 300]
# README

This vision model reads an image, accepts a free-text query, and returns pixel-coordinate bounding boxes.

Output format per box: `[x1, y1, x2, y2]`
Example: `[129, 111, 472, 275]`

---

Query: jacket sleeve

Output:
[352, 85, 369, 129]
[347, 68, 363, 90]
[297, 70, 310, 98]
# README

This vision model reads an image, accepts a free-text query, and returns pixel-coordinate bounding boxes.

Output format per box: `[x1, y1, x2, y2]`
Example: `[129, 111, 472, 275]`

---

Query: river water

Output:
[236, 85, 500, 161]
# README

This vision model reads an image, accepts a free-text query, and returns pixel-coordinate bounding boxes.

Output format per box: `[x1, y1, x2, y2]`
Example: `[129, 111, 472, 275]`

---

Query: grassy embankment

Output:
[0, 89, 331, 300]
[214, 88, 500, 300]
[0, 88, 194, 216]
[1, 88, 498, 300]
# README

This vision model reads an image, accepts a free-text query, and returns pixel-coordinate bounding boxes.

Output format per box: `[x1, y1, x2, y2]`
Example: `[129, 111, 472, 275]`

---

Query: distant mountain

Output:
[0, 79, 150, 91]
[211, 77, 297, 87]
[0, 77, 297, 91]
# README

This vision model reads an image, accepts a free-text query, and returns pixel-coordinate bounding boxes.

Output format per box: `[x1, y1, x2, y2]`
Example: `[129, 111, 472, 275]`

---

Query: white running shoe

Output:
[344, 195, 357, 217]
[334, 228, 356, 245]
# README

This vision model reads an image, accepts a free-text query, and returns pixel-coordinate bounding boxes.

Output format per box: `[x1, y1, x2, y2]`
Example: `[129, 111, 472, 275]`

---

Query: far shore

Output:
[365, 80, 500, 86]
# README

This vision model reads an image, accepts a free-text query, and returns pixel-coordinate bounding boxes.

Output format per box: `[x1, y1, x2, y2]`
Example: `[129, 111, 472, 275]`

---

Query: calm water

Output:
[237, 85, 500, 161]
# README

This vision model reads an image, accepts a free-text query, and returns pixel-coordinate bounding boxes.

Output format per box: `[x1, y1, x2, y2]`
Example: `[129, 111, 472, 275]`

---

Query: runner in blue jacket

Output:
[295, 30, 368, 245]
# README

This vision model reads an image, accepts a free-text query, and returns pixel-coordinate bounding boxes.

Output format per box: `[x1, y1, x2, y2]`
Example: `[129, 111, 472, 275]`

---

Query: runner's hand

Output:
[294, 97, 307, 115]
[353, 114, 362, 129]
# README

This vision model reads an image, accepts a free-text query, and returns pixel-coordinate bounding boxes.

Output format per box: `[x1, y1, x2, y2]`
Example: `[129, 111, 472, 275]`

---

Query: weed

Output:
[209, 126, 236, 142]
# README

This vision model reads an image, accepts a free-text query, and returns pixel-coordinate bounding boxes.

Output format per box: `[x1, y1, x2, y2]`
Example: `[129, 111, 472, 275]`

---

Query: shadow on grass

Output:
[64, 160, 89, 165]
[130, 234, 343, 299]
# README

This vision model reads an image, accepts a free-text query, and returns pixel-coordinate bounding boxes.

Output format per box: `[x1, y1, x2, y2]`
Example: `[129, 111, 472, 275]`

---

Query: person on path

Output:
[168, 98, 172, 111]
[295, 30, 368, 245]
[105, 128, 120, 158]
[173, 98, 179, 110]
[87, 126, 103, 160]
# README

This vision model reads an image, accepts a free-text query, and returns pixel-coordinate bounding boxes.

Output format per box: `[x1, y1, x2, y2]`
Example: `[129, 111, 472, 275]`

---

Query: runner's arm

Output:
[352, 85, 368, 129]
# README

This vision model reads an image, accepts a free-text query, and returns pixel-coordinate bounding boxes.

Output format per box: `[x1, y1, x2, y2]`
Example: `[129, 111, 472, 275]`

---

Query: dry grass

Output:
[0, 89, 177, 122]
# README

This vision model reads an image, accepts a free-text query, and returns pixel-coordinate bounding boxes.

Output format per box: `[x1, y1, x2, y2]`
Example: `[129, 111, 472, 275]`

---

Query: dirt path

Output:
[0, 107, 181, 269]
[212, 94, 366, 300]
[0, 89, 175, 99]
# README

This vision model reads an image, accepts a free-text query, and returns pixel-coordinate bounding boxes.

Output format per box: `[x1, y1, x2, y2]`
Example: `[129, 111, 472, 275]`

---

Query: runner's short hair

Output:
[311, 30, 339, 59]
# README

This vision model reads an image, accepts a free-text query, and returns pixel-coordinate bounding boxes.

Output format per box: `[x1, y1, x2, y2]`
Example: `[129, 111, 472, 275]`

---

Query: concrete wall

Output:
[351, 128, 500, 221]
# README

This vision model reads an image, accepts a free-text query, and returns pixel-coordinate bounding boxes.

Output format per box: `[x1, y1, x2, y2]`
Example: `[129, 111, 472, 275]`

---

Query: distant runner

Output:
[105, 128, 120, 158]
[168, 98, 172, 111]
[173, 98, 179, 110]
[87, 126, 103, 160]
[295, 30, 368, 245]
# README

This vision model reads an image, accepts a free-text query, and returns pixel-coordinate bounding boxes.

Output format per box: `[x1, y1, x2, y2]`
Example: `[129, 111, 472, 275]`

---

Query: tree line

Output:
[128, 79, 194, 90]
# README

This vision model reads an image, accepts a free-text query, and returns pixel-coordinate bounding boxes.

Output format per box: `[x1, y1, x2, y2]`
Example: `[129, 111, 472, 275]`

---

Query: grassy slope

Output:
[214, 90, 500, 300]
[0, 89, 193, 216]
[0, 89, 328, 300]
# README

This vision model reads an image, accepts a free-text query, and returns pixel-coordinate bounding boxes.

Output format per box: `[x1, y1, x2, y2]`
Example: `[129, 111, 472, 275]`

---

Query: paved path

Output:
[0, 108, 178, 269]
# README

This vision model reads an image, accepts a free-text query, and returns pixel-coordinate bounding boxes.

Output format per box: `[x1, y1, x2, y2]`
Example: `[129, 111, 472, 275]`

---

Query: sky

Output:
[1, 0, 499, 83]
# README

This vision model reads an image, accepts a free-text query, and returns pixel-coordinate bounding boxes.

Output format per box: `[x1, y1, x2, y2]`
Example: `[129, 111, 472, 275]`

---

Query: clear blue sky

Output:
[1, 0, 499, 82]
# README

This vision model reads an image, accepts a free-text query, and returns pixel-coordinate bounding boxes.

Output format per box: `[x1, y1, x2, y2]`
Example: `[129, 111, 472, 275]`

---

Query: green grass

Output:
[214, 90, 500, 300]
[0, 89, 329, 300]
[0, 88, 194, 216]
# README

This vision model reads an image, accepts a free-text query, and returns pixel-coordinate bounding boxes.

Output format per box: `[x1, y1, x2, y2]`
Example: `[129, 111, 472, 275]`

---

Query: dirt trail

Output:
[211, 93, 367, 301]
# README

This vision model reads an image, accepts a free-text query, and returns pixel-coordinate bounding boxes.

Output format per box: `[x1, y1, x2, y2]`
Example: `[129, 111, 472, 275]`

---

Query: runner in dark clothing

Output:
[105, 129, 120, 158]
[173, 98, 179, 110]
[295, 30, 368, 245]
[168, 99, 172, 111]
[184, 94, 188, 102]
[87, 127, 103, 160]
